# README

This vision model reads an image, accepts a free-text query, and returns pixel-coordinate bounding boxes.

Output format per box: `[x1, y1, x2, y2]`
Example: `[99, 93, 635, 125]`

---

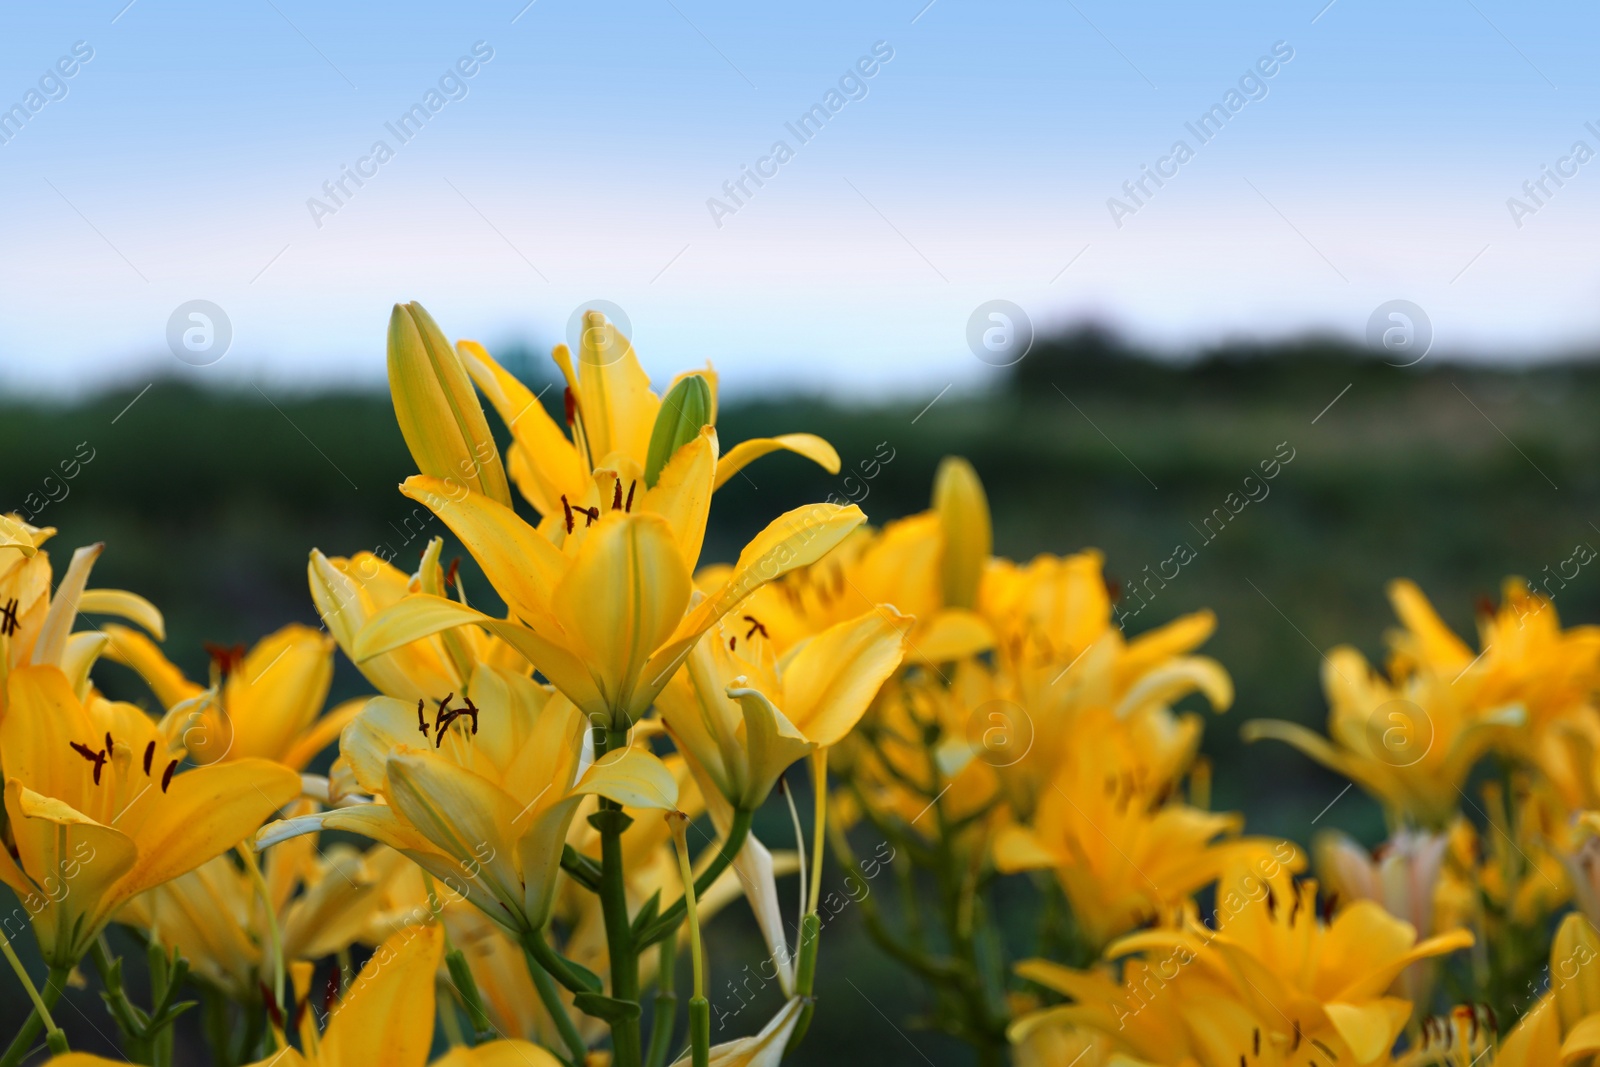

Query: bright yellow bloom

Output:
[0, 665, 299, 967]
[159, 922, 553, 1067]
[102, 622, 358, 771]
[1244, 579, 1600, 829]
[353, 468, 865, 730]
[117, 807, 395, 1001]
[0, 522, 164, 701]
[1485, 912, 1600, 1066]
[1014, 864, 1472, 1065]
[455, 312, 838, 521]
[726, 457, 995, 667]
[655, 607, 911, 812]
[994, 706, 1295, 950]
[261, 663, 677, 944]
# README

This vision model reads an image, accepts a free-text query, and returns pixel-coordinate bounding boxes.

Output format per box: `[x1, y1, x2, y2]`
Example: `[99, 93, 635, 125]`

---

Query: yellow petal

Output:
[31, 542, 102, 668]
[726, 687, 816, 809]
[908, 609, 993, 664]
[779, 608, 911, 746]
[575, 309, 659, 467]
[385, 753, 524, 913]
[933, 456, 991, 610]
[76, 589, 165, 640]
[576, 746, 680, 811]
[553, 513, 691, 719]
[432, 1042, 564, 1067]
[1387, 578, 1474, 668]
[215, 624, 334, 764]
[670, 997, 806, 1067]
[5, 779, 137, 965]
[319, 923, 444, 1067]
[458, 338, 586, 518]
[399, 476, 566, 626]
[99, 625, 203, 709]
[641, 426, 717, 572]
[713, 434, 840, 491]
[387, 302, 512, 506]
[113, 758, 301, 904]
[1324, 998, 1411, 1065]
[991, 824, 1062, 873]
[1562, 1014, 1600, 1062]
[281, 697, 366, 773]
[1113, 656, 1233, 718]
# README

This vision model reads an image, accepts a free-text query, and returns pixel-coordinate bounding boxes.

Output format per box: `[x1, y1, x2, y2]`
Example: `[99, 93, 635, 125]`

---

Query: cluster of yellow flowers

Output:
[2, 304, 1599, 1067]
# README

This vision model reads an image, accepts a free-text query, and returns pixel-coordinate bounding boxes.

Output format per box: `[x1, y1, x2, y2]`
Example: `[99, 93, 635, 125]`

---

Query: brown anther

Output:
[612, 480, 623, 511]
[105, 731, 114, 756]
[576, 504, 599, 527]
[161, 759, 178, 793]
[260, 981, 284, 1029]
[416, 698, 429, 738]
[1264, 886, 1277, 919]
[742, 615, 769, 641]
[204, 641, 247, 680]
[322, 967, 341, 1015]
[563, 387, 577, 427]
[444, 557, 461, 589]
[143, 740, 155, 776]
[1253, 1027, 1259, 1056]
[0, 598, 18, 638]
[624, 481, 637, 512]
[562, 495, 575, 535]
[69, 741, 107, 785]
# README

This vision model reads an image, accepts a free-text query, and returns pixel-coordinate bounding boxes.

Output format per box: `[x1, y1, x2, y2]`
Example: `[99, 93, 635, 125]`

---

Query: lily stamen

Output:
[69, 741, 107, 784]
[0, 597, 18, 637]
[743, 615, 769, 641]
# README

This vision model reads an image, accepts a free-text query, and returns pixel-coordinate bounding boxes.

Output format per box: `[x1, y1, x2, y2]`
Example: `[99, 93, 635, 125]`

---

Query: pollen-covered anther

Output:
[69, 741, 108, 785]
[742, 614, 769, 640]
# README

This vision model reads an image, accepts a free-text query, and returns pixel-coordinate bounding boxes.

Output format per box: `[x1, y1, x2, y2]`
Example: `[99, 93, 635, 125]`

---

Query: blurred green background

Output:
[3, 331, 1595, 1064]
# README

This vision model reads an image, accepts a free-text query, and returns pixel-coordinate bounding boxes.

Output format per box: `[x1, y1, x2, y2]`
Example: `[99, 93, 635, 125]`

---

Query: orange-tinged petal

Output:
[319, 923, 444, 1067]
[99, 624, 202, 709]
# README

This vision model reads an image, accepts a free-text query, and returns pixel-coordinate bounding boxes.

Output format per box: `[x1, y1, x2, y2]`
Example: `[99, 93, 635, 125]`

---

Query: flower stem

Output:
[523, 945, 589, 1067]
[0, 962, 71, 1067]
[643, 935, 677, 1067]
[597, 726, 643, 1067]
[668, 811, 709, 1067]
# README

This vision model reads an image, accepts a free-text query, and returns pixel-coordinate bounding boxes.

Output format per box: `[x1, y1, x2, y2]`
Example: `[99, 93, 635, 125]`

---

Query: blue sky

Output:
[1, 0, 1596, 395]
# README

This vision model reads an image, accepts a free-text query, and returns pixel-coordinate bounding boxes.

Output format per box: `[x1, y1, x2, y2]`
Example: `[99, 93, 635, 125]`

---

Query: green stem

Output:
[643, 936, 678, 1067]
[0, 963, 71, 1067]
[689, 997, 710, 1067]
[523, 929, 600, 996]
[0, 927, 66, 1054]
[597, 726, 643, 1067]
[524, 947, 589, 1067]
[635, 808, 753, 948]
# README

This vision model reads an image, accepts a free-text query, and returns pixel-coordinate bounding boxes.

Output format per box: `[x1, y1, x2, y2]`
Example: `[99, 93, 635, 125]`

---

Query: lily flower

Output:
[259, 664, 679, 947]
[0, 665, 299, 968]
[352, 468, 866, 731]
[654, 607, 912, 813]
[0, 524, 164, 699]
[454, 312, 839, 521]
[101, 622, 359, 772]
[667, 996, 806, 1067]
[117, 807, 395, 1003]
[994, 707, 1296, 950]
[1015, 863, 1472, 1066]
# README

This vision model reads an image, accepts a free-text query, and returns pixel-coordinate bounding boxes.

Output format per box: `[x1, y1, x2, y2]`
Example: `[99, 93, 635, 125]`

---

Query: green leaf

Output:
[573, 992, 643, 1023]
[644, 375, 712, 488]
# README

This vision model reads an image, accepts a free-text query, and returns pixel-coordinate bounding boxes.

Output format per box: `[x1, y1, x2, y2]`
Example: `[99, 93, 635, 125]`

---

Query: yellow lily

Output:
[259, 663, 678, 949]
[1486, 912, 1600, 1066]
[59, 922, 560, 1067]
[117, 808, 395, 1002]
[101, 622, 359, 772]
[0, 524, 164, 701]
[994, 706, 1296, 950]
[655, 606, 911, 812]
[454, 311, 839, 521]
[1243, 578, 1600, 829]
[724, 457, 995, 667]
[0, 665, 299, 968]
[1015, 863, 1472, 1066]
[353, 467, 866, 731]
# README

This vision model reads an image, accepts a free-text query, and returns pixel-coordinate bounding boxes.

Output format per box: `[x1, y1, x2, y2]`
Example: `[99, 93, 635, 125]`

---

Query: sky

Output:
[1, 0, 1597, 397]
